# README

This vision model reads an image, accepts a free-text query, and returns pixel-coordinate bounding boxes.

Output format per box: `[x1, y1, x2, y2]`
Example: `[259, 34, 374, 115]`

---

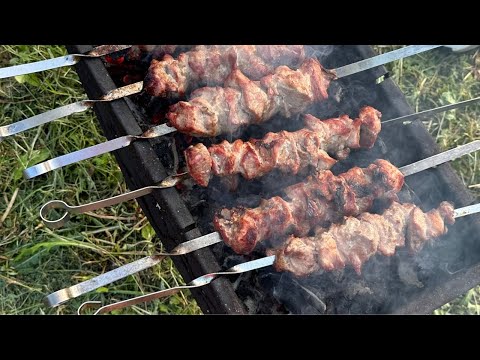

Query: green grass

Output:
[0, 45, 479, 315]
[0, 45, 201, 315]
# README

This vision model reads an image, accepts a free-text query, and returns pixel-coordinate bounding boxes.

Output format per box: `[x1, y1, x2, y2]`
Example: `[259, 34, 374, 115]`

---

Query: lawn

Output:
[0, 45, 478, 315]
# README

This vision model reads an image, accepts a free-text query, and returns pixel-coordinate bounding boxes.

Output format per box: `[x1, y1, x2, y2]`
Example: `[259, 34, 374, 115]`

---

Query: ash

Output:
[104, 45, 480, 314]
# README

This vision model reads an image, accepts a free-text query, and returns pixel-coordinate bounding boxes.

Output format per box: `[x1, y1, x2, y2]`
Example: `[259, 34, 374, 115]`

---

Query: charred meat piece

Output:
[167, 58, 336, 137]
[185, 106, 381, 186]
[144, 45, 306, 97]
[274, 201, 455, 276]
[214, 159, 404, 254]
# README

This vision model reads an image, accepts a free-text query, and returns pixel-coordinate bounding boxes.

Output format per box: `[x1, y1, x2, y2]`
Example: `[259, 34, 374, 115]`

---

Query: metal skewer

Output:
[0, 81, 143, 143]
[381, 96, 480, 125]
[15, 45, 442, 178]
[45, 143, 480, 308]
[40, 173, 189, 229]
[77, 255, 276, 315]
[334, 45, 440, 78]
[0, 45, 132, 79]
[78, 201, 480, 315]
[23, 118, 171, 178]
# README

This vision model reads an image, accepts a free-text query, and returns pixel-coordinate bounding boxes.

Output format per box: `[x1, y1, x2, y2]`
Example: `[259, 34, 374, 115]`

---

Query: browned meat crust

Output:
[274, 201, 455, 276]
[144, 45, 305, 97]
[167, 58, 336, 137]
[185, 106, 381, 186]
[214, 159, 404, 254]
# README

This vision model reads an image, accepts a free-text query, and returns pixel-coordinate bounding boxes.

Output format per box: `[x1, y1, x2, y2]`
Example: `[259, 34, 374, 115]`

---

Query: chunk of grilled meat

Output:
[185, 106, 381, 186]
[167, 58, 336, 137]
[214, 159, 404, 254]
[273, 201, 455, 276]
[144, 45, 306, 97]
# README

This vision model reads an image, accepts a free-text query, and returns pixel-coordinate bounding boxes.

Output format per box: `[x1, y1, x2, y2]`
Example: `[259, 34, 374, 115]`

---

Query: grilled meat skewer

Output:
[144, 45, 306, 97]
[273, 201, 455, 276]
[167, 58, 335, 137]
[166, 47, 440, 137]
[40, 140, 480, 232]
[46, 144, 480, 308]
[214, 159, 404, 254]
[81, 200, 480, 315]
[13, 46, 442, 163]
[185, 106, 381, 186]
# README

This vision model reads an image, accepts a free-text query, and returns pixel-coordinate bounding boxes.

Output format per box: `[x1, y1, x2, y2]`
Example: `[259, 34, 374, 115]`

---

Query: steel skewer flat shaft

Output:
[381, 96, 480, 125]
[453, 203, 480, 218]
[0, 45, 132, 79]
[46, 232, 224, 307]
[0, 81, 143, 143]
[334, 45, 440, 78]
[23, 122, 173, 178]
[77, 255, 276, 315]
[40, 173, 188, 229]
[44, 142, 480, 308]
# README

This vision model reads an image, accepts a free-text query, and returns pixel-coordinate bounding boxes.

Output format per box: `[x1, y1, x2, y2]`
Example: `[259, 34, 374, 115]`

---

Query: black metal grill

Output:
[67, 45, 480, 314]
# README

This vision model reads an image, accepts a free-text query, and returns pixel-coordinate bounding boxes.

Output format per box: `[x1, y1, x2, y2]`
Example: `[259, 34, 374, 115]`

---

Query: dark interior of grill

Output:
[68, 45, 480, 314]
